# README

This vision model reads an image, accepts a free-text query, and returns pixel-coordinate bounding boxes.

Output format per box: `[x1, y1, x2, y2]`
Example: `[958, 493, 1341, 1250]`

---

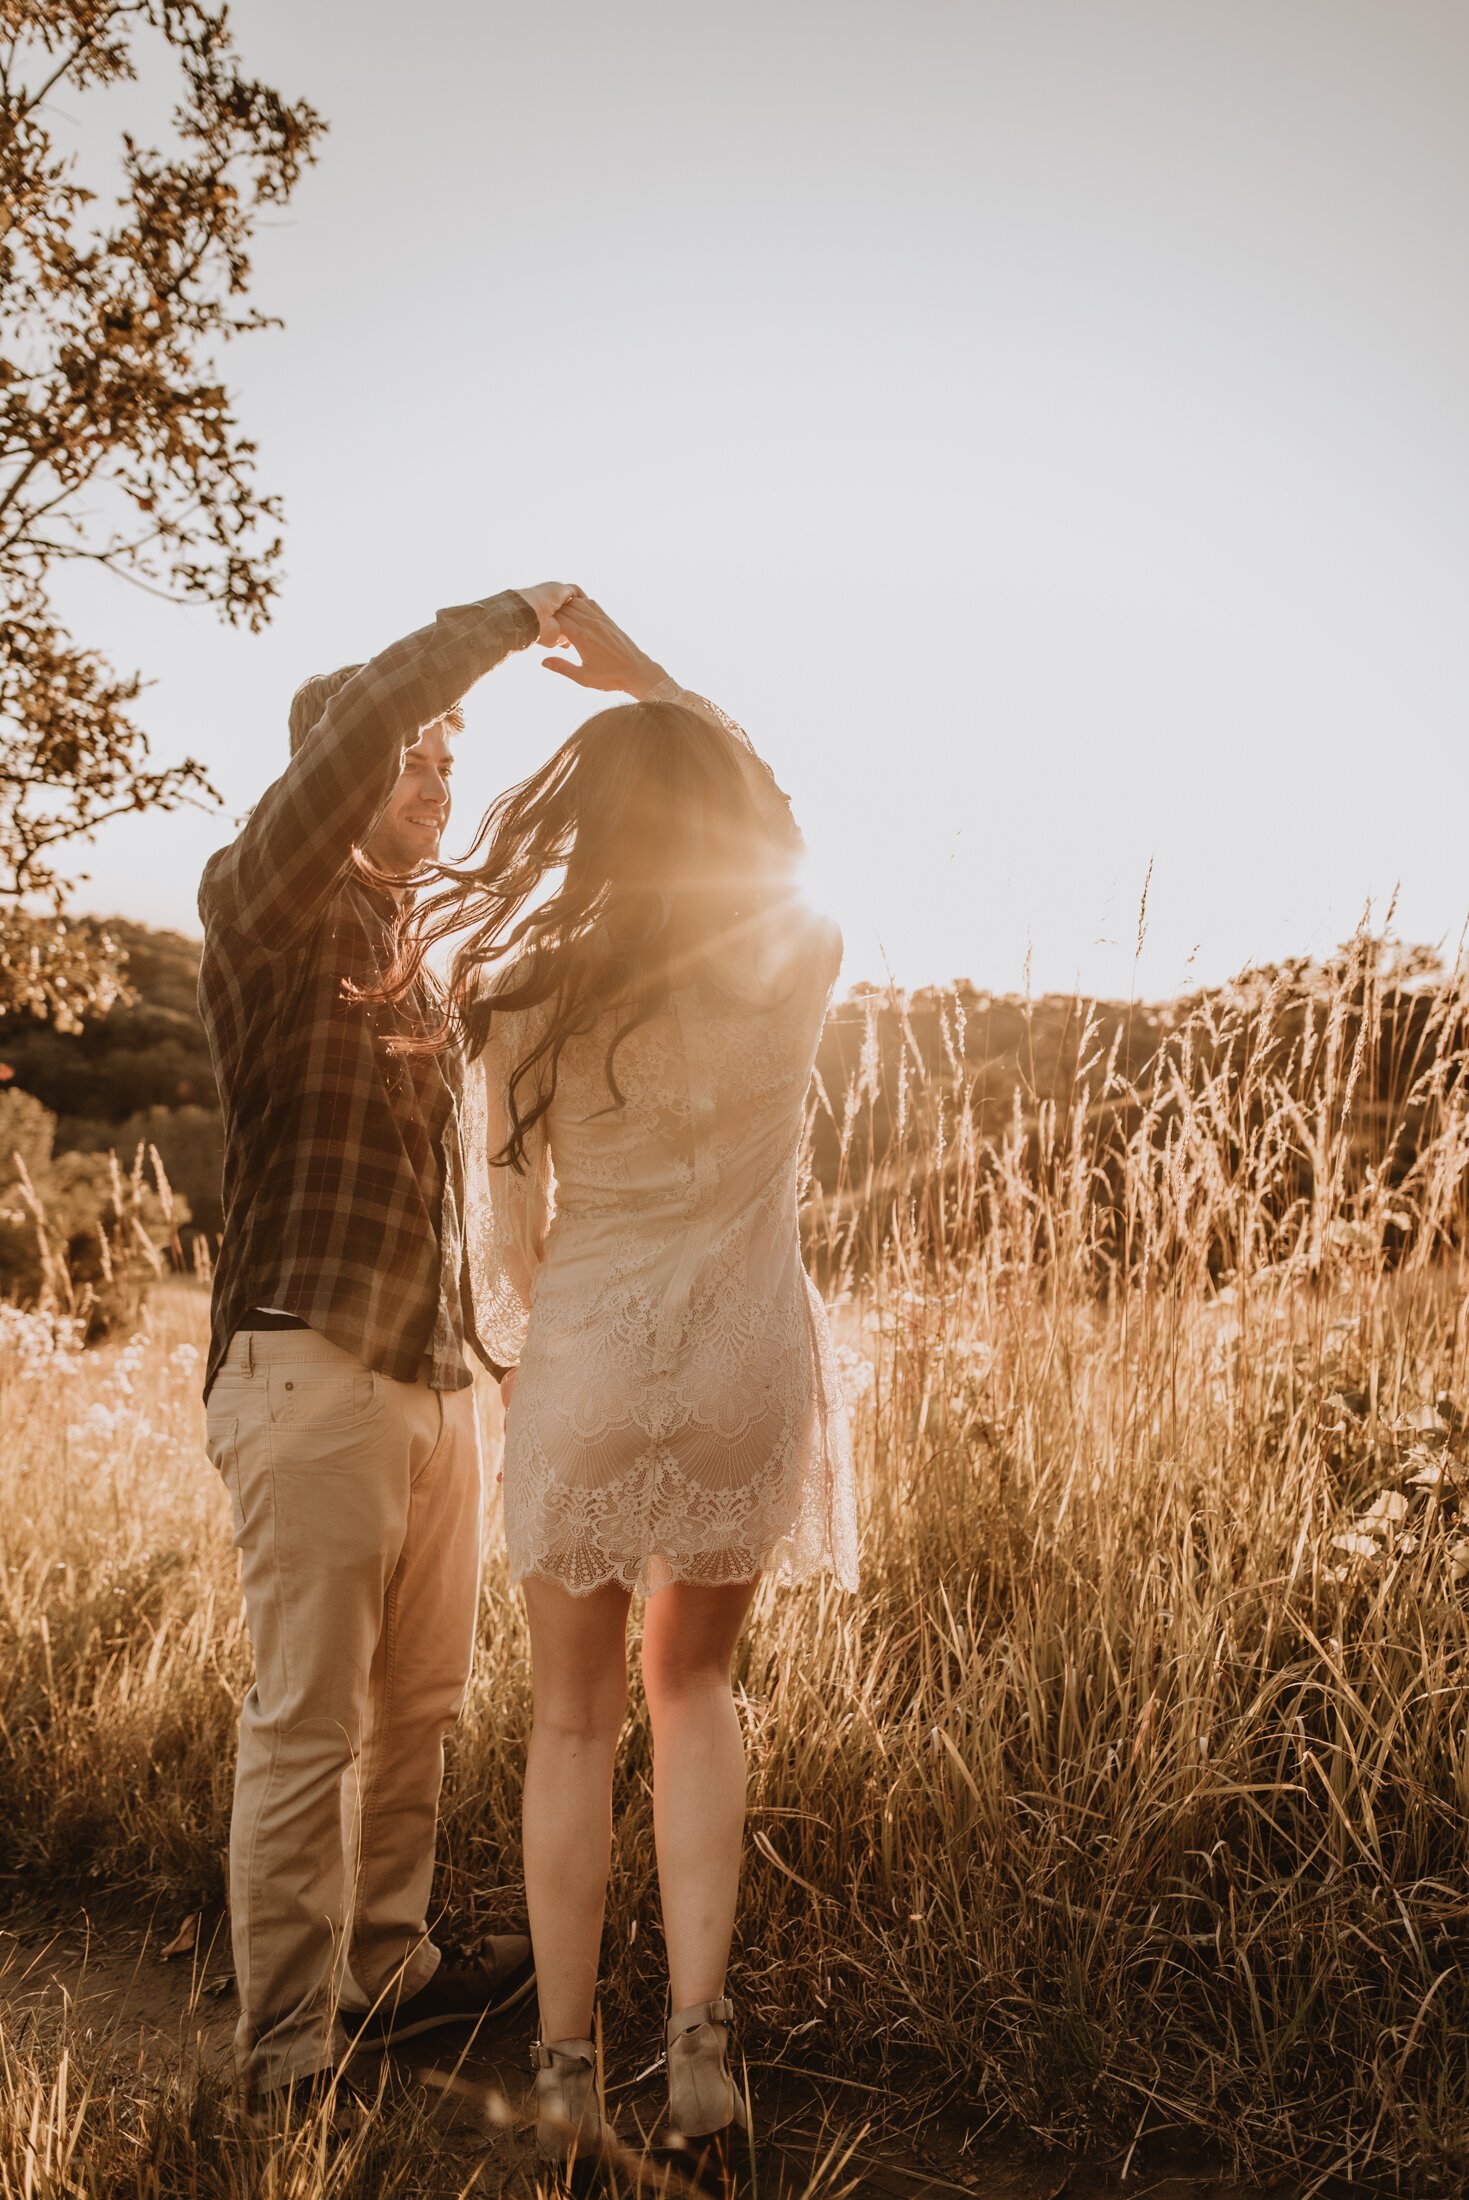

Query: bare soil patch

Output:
[0, 1902, 1315, 2198]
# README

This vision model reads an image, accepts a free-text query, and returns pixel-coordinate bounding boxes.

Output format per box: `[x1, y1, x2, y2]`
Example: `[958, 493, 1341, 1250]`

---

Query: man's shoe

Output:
[235, 2063, 364, 2139]
[346, 1933, 536, 2048]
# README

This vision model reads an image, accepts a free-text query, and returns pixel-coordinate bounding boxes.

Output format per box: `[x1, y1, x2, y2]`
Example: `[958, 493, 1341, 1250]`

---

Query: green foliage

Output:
[65, 1102, 221, 1238]
[0, 1078, 54, 1184]
[4, 919, 214, 1116]
[0, 907, 136, 1029]
[1, 918, 222, 1232]
[0, 1082, 186, 1329]
[0, 3, 325, 1019]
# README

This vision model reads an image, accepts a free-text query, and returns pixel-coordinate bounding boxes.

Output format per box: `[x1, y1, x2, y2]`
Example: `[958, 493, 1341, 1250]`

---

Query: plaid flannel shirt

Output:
[197, 589, 538, 1401]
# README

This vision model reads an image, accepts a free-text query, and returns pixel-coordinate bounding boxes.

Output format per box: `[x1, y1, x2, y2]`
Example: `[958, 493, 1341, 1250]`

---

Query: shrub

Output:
[0, 1087, 188, 1336]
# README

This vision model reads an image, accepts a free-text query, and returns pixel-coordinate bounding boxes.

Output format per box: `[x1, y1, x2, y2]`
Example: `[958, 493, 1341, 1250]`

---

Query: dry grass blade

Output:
[4, 929, 1469, 2190]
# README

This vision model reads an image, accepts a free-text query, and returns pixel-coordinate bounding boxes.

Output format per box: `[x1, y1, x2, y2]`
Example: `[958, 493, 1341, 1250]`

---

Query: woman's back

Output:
[544, 927, 837, 1221]
[468, 917, 857, 1597]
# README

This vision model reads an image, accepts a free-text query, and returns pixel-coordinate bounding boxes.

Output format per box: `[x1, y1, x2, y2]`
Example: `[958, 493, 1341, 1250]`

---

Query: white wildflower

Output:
[1356, 1490, 1408, 1528]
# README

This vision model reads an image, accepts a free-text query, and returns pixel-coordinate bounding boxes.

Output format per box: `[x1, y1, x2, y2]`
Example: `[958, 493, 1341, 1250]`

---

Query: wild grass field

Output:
[4, 933, 1469, 2195]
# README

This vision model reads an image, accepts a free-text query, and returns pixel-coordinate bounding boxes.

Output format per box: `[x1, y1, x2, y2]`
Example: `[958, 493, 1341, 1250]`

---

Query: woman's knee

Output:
[533, 1703, 626, 1755]
[522, 1575, 631, 1747]
[642, 1643, 734, 1722]
[641, 1579, 756, 1716]
[532, 1671, 628, 1750]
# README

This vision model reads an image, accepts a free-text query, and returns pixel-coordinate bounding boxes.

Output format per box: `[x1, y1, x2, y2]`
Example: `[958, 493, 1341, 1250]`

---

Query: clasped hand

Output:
[544, 596, 668, 701]
[520, 583, 669, 700]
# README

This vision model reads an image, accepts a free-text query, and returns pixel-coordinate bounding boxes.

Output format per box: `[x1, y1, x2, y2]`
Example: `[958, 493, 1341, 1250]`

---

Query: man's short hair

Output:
[288, 665, 465, 758]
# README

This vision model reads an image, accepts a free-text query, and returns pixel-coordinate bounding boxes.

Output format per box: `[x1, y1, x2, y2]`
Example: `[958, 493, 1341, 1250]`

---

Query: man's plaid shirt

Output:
[197, 589, 538, 1401]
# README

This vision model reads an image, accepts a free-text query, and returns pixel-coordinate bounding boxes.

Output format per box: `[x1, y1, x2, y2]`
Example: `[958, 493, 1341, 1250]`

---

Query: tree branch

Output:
[0, 0, 324, 1021]
[0, 447, 49, 533]
[12, 16, 129, 122]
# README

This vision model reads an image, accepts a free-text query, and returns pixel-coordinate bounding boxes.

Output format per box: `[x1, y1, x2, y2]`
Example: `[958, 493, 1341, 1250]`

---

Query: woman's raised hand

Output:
[542, 597, 669, 701]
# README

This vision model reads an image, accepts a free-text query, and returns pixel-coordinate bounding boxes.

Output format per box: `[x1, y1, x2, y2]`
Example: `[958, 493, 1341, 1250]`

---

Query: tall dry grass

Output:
[4, 929, 1469, 2192]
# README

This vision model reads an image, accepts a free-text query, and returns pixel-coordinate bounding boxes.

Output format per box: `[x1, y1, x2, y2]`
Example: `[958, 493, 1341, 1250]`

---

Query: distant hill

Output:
[0, 920, 1449, 1260]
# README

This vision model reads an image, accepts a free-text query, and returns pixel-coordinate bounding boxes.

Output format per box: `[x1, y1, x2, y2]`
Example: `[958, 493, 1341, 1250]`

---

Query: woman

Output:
[390, 598, 858, 2178]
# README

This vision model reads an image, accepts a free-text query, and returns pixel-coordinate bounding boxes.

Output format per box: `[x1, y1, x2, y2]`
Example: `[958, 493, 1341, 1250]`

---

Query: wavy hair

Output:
[370, 699, 803, 1170]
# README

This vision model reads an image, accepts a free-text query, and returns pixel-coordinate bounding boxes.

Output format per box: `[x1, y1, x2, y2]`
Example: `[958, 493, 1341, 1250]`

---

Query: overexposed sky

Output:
[52, 0, 1469, 995]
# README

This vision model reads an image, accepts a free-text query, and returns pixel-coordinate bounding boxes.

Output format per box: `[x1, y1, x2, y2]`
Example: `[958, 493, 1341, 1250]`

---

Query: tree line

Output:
[4, 919, 1458, 1309]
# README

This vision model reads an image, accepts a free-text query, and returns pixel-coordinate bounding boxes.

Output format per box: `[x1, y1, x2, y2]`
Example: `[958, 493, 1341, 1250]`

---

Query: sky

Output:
[48, 0, 1469, 997]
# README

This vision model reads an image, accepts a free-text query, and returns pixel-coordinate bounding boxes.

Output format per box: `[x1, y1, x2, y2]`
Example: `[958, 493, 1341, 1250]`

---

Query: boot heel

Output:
[665, 1995, 746, 2138]
[531, 2035, 601, 2176]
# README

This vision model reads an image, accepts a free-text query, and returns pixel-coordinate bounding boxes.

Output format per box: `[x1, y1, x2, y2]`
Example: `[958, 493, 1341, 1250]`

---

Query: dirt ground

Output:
[0, 1903, 1313, 2199]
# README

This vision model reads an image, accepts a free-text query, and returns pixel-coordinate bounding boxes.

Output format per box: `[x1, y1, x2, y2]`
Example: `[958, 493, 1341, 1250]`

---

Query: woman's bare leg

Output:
[520, 1575, 632, 2042]
[641, 1577, 760, 2011]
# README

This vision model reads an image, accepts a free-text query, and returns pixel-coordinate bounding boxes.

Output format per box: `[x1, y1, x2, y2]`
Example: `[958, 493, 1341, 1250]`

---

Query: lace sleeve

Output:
[646, 678, 798, 840]
[460, 1011, 554, 1369]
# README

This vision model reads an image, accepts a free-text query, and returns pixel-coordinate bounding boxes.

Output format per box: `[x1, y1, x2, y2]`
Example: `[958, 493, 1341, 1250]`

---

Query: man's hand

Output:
[518, 582, 584, 650]
[543, 598, 669, 700]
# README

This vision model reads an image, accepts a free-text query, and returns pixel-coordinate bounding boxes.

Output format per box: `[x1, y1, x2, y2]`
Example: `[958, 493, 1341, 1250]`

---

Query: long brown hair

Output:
[372, 699, 803, 1169]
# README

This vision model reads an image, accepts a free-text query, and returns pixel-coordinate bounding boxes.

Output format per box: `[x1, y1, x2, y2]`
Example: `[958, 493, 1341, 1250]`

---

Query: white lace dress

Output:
[461, 694, 859, 1599]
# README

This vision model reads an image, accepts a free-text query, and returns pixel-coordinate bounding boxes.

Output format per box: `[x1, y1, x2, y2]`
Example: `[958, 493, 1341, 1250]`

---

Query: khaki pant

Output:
[205, 1328, 483, 2093]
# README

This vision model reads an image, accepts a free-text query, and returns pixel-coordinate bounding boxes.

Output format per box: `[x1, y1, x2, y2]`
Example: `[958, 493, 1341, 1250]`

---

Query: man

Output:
[198, 580, 578, 2114]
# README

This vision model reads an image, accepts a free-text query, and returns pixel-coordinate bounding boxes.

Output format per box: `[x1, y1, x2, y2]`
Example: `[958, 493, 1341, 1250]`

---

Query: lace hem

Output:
[509, 1528, 835, 1600]
[502, 1299, 859, 1601]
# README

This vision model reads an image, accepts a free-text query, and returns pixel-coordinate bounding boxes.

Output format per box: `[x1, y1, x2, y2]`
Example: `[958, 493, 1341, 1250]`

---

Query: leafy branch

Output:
[0, 1, 325, 1019]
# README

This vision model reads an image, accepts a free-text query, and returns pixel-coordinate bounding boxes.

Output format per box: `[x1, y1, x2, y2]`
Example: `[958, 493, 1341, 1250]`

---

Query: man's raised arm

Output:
[200, 588, 558, 949]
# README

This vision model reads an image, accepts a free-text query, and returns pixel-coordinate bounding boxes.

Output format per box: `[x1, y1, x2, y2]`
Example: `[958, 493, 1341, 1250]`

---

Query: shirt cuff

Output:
[503, 591, 546, 645]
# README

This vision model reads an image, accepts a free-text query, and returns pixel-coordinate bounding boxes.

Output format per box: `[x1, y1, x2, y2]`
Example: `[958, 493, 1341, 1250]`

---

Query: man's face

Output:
[360, 719, 455, 878]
